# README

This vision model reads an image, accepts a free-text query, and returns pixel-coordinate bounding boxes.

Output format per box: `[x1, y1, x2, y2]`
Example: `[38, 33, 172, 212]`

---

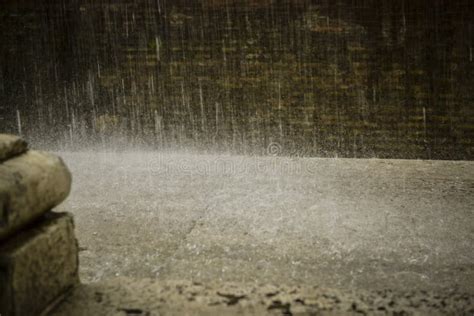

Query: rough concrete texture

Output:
[0, 212, 79, 316]
[0, 134, 27, 162]
[0, 150, 72, 240]
[56, 152, 474, 295]
[51, 278, 473, 315]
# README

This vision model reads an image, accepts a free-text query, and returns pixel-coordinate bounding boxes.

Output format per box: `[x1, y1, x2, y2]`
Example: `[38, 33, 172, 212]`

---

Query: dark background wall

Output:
[1, 0, 473, 159]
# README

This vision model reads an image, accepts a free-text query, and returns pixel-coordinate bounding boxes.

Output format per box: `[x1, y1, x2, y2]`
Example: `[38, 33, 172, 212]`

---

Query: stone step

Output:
[0, 212, 79, 316]
[0, 150, 72, 241]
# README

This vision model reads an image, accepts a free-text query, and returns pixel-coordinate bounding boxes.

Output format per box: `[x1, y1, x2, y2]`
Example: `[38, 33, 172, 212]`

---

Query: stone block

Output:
[0, 150, 72, 241]
[0, 135, 27, 162]
[0, 212, 79, 316]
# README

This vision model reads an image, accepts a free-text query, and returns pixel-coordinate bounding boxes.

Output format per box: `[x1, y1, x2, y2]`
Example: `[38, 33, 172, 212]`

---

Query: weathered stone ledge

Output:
[0, 134, 78, 316]
[0, 150, 72, 241]
[0, 212, 79, 316]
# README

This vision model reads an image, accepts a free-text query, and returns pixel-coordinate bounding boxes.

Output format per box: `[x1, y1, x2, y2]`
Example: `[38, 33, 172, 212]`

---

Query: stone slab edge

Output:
[0, 150, 72, 241]
[0, 212, 79, 316]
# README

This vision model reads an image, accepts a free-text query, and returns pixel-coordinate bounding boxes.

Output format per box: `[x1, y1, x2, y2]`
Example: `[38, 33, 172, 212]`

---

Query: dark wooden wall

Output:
[1, 0, 473, 159]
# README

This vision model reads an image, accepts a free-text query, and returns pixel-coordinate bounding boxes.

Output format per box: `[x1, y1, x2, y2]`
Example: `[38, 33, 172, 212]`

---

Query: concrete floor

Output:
[53, 152, 474, 313]
[55, 152, 474, 291]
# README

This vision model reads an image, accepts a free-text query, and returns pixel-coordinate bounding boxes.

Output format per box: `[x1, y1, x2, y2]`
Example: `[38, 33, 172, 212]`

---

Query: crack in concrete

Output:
[157, 204, 210, 277]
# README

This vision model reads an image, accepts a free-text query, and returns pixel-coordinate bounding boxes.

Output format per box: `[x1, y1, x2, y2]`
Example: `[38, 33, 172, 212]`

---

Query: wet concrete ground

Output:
[54, 152, 473, 313]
